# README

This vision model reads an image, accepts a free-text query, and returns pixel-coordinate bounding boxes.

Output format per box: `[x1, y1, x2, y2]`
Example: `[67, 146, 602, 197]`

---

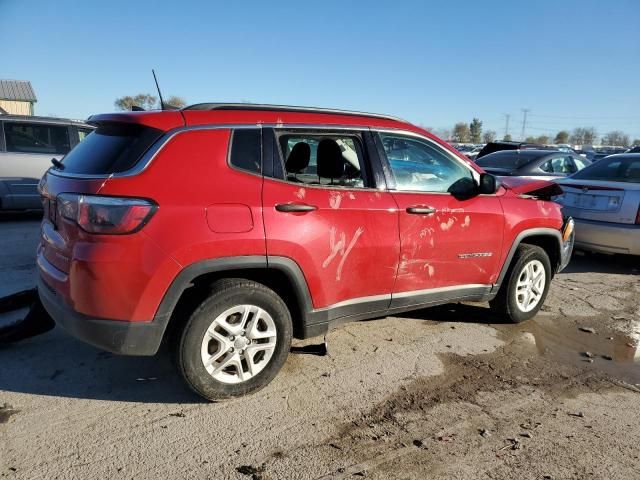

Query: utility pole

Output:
[521, 109, 530, 140]
[503, 114, 511, 139]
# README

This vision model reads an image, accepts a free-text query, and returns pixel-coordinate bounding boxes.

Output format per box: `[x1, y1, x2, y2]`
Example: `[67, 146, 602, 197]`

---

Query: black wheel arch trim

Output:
[493, 228, 563, 291]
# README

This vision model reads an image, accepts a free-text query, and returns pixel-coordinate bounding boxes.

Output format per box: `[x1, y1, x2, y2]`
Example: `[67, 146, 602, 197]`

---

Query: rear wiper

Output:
[51, 158, 65, 170]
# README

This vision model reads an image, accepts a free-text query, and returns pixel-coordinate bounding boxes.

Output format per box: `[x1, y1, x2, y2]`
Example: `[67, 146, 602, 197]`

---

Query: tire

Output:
[176, 278, 292, 401]
[490, 244, 552, 323]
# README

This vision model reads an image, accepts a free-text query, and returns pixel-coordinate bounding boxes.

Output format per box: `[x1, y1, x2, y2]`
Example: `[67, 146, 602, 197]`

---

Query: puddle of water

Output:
[496, 318, 640, 385]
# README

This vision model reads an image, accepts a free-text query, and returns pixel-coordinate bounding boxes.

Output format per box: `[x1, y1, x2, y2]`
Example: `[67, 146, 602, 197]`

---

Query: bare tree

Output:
[503, 134, 513, 141]
[434, 128, 452, 141]
[482, 130, 496, 143]
[114, 93, 187, 111]
[114, 94, 158, 111]
[602, 131, 630, 146]
[452, 122, 470, 143]
[165, 96, 187, 109]
[570, 127, 598, 145]
[536, 135, 550, 145]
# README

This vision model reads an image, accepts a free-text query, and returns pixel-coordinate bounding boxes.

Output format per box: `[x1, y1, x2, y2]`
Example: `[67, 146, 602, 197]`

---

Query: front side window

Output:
[573, 156, 588, 170]
[276, 131, 368, 188]
[545, 156, 576, 174]
[4, 122, 70, 154]
[377, 133, 473, 193]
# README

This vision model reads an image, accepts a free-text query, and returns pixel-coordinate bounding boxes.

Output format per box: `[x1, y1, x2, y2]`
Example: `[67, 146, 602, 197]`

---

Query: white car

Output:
[0, 115, 93, 210]
[556, 153, 640, 255]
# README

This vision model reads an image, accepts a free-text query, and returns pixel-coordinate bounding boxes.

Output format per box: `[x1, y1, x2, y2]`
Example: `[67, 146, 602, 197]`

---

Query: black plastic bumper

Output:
[38, 276, 166, 356]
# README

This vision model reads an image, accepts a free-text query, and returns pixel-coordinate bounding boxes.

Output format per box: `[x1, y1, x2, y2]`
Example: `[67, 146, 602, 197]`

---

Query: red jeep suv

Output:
[37, 104, 574, 400]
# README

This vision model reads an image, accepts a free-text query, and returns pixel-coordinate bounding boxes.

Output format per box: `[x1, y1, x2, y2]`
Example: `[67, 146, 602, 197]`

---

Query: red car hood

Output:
[499, 176, 563, 197]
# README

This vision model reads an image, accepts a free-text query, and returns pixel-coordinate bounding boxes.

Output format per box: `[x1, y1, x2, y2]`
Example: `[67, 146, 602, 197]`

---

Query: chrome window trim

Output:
[373, 128, 481, 189]
[47, 123, 411, 180]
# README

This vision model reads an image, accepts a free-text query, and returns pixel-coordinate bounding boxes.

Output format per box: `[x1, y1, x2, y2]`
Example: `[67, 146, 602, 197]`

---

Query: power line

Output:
[528, 113, 639, 120]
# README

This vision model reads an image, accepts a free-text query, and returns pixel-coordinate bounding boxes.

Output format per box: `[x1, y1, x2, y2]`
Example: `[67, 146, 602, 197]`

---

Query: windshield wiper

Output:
[51, 158, 65, 170]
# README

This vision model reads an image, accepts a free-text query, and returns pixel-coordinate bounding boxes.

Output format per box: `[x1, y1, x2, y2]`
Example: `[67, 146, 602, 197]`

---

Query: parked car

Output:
[556, 153, 640, 255]
[0, 115, 93, 210]
[475, 149, 590, 180]
[465, 145, 484, 161]
[37, 103, 574, 401]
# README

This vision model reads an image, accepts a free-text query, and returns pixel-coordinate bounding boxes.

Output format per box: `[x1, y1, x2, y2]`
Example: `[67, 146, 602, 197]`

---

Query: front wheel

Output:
[176, 279, 292, 401]
[490, 244, 552, 323]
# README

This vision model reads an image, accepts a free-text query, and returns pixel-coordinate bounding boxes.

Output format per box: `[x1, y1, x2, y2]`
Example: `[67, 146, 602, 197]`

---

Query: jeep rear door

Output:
[262, 128, 399, 315]
[373, 131, 504, 306]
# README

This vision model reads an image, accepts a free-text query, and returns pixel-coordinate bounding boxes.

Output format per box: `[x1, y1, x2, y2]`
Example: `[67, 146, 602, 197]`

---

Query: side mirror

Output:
[448, 177, 478, 200]
[479, 173, 499, 194]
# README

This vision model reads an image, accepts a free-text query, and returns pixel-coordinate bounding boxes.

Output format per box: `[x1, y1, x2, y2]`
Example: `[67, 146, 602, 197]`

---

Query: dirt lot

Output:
[1, 214, 639, 480]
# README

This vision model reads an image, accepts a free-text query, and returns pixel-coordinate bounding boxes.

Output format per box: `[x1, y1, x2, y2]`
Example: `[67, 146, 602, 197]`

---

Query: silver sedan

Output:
[556, 153, 640, 255]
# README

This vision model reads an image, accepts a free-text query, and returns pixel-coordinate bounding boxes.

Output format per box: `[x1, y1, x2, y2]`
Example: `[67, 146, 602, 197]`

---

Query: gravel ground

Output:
[1, 214, 639, 479]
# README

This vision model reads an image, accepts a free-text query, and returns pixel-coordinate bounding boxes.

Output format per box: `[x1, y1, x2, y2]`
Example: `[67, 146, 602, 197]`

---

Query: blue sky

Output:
[2, 0, 639, 140]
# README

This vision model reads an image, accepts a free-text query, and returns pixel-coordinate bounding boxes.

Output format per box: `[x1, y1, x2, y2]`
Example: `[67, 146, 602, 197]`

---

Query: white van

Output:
[0, 115, 93, 210]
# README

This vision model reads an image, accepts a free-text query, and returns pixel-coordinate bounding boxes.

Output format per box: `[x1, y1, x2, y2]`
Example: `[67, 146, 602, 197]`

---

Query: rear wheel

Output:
[176, 279, 292, 401]
[490, 244, 552, 323]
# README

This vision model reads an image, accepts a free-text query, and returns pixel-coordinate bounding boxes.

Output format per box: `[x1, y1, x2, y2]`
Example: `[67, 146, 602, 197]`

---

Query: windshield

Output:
[571, 155, 640, 183]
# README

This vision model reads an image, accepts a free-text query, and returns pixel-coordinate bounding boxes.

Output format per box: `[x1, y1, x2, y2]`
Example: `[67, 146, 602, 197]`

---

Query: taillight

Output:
[57, 194, 157, 234]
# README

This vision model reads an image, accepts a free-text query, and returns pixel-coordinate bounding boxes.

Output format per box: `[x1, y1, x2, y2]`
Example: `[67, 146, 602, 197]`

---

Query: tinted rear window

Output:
[229, 128, 261, 174]
[476, 151, 543, 170]
[572, 155, 640, 183]
[57, 123, 163, 174]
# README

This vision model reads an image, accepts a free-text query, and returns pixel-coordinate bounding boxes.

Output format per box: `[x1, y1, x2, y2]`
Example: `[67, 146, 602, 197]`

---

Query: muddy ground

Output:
[1, 214, 639, 479]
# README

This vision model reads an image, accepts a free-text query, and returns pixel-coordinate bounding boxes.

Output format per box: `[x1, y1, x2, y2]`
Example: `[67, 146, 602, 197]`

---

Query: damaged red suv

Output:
[37, 104, 574, 400]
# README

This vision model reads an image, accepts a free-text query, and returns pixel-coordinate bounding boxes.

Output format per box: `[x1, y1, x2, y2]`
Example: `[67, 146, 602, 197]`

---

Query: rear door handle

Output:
[406, 206, 436, 215]
[275, 203, 318, 213]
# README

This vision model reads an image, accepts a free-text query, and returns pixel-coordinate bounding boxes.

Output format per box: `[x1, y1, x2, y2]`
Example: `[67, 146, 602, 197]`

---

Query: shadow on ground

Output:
[0, 328, 203, 404]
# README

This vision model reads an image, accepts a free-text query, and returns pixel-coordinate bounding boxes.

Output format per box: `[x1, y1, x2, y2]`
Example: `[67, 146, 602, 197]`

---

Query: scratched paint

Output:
[329, 191, 343, 209]
[348, 192, 356, 200]
[440, 217, 456, 231]
[461, 215, 471, 228]
[294, 188, 306, 200]
[323, 226, 365, 281]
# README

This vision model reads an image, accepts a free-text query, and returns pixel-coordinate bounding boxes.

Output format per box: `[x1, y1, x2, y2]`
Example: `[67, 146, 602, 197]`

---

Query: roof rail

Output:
[182, 103, 407, 123]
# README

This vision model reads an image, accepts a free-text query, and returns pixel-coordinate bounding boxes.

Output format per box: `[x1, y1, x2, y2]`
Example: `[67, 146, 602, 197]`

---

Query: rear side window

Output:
[572, 156, 640, 183]
[58, 123, 163, 175]
[4, 122, 70, 154]
[229, 129, 261, 174]
[476, 151, 538, 169]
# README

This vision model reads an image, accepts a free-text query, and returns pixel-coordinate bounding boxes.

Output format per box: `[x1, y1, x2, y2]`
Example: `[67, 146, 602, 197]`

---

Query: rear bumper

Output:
[38, 275, 166, 355]
[573, 218, 640, 255]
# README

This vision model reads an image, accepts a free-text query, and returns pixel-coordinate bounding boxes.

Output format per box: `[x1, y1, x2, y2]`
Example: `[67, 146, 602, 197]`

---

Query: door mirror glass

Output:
[479, 173, 498, 194]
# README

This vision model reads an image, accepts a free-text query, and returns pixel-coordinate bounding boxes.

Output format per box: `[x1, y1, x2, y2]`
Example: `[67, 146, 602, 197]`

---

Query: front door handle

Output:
[406, 206, 436, 215]
[275, 203, 318, 213]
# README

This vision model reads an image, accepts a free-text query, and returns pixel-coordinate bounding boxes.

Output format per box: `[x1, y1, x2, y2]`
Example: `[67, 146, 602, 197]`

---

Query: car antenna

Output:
[152, 69, 165, 111]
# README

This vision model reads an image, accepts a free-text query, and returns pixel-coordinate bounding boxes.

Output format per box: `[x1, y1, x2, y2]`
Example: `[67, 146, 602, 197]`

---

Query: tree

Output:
[164, 96, 187, 108]
[452, 122, 470, 143]
[114, 93, 187, 111]
[536, 135, 550, 145]
[114, 93, 157, 111]
[434, 128, 451, 141]
[569, 127, 598, 146]
[469, 118, 482, 143]
[525, 136, 537, 143]
[482, 130, 496, 143]
[602, 131, 630, 147]
[633, 139, 640, 146]
[554, 130, 569, 144]
[503, 134, 512, 141]
[583, 127, 597, 145]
